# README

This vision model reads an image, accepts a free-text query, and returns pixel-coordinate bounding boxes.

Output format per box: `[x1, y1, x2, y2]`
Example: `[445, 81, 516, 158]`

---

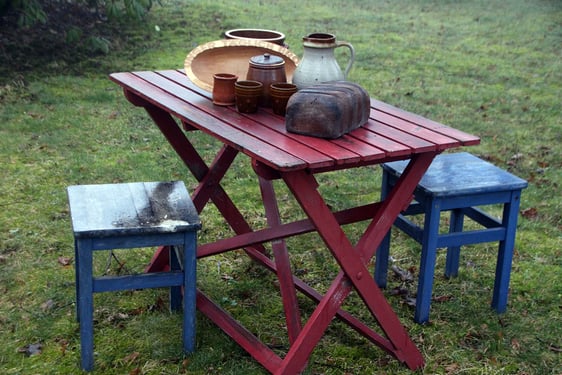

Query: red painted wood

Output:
[137, 71, 336, 169]
[281, 169, 425, 371]
[259, 177, 303, 344]
[371, 98, 481, 146]
[196, 291, 282, 372]
[227, 242, 399, 355]
[111, 72, 306, 171]
[110, 70, 481, 374]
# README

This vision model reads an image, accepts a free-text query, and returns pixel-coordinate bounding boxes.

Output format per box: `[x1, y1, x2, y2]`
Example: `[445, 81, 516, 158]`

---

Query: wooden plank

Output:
[370, 108, 460, 150]
[371, 98, 480, 146]
[363, 120, 436, 153]
[161, 70, 367, 167]
[196, 291, 283, 373]
[110, 72, 307, 171]
[134, 71, 338, 170]
[330, 133, 386, 163]
[247, 111, 365, 166]
[348, 125, 413, 158]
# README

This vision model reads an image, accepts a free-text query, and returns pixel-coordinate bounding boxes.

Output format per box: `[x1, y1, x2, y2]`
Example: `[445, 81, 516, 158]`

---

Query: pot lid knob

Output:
[250, 53, 285, 66]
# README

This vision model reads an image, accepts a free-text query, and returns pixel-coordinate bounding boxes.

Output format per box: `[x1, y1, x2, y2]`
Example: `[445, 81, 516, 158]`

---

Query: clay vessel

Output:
[292, 33, 355, 89]
[235, 80, 263, 113]
[270, 83, 298, 116]
[212, 73, 238, 106]
[246, 53, 287, 107]
[225, 29, 286, 46]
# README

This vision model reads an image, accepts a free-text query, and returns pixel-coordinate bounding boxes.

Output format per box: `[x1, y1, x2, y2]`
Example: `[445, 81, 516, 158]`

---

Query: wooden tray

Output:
[184, 39, 299, 92]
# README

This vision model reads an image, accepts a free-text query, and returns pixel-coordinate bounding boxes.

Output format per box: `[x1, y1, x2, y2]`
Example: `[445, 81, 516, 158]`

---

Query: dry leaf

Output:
[433, 295, 453, 303]
[521, 207, 538, 219]
[511, 338, 521, 351]
[390, 265, 414, 282]
[389, 286, 409, 296]
[58, 256, 73, 266]
[123, 351, 140, 364]
[445, 363, 460, 374]
[18, 343, 42, 356]
[41, 299, 54, 312]
[403, 296, 417, 307]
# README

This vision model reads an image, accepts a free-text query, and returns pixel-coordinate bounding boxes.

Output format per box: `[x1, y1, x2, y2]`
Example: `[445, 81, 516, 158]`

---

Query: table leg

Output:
[141, 105, 270, 260]
[277, 154, 436, 372]
[258, 177, 303, 344]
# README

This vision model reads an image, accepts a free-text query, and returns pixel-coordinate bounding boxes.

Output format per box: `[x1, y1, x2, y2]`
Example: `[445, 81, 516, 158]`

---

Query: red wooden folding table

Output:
[110, 69, 480, 374]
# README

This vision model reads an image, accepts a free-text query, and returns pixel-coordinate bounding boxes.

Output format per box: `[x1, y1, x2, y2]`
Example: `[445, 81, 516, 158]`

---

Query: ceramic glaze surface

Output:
[292, 33, 355, 89]
[246, 53, 287, 107]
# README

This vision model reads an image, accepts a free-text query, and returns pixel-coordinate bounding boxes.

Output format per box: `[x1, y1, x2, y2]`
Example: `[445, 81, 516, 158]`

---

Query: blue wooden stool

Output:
[374, 153, 527, 323]
[67, 181, 201, 371]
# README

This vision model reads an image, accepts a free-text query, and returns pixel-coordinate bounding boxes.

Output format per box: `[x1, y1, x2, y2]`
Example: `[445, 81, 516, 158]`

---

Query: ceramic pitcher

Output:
[292, 33, 355, 89]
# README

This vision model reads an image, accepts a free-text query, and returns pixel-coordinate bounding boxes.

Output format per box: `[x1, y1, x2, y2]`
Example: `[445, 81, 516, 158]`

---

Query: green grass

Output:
[1, 0, 561, 374]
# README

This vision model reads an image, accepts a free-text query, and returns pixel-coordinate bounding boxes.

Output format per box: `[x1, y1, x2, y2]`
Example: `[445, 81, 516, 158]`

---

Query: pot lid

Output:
[249, 53, 285, 67]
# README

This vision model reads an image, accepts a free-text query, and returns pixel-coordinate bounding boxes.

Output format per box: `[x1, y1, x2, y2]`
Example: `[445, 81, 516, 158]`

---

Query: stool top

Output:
[382, 152, 528, 197]
[67, 181, 201, 238]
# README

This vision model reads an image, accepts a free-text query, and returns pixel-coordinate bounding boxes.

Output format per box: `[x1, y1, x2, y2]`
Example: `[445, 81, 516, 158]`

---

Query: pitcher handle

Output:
[336, 41, 355, 78]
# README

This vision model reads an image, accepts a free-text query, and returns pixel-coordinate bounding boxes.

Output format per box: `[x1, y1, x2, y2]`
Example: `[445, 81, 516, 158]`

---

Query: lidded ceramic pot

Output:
[246, 53, 287, 107]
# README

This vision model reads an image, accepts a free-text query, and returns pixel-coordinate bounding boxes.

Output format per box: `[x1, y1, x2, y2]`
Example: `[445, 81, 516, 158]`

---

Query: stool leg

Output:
[169, 246, 182, 312]
[491, 190, 521, 313]
[374, 169, 392, 288]
[74, 239, 80, 322]
[445, 208, 464, 278]
[182, 232, 197, 353]
[415, 198, 441, 324]
[77, 238, 95, 371]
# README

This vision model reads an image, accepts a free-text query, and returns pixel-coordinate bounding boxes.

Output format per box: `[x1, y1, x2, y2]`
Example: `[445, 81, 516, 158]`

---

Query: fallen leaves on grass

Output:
[17, 343, 42, 356]
[123, 351, 140, 364]
[390, 265, 415, 282]
[521, 207, 539, 220]
[40, 299, 55, 312]
[433, 294, 454, 303]
[58, 256, 73, 266]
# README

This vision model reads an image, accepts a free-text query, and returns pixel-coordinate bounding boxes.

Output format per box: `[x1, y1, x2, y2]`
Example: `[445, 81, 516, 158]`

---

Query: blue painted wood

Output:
[374, 153, 527, 324]
[68, 181, 201, 238]
[93, 271, 184, 292]
[182, 231, 198, 353]
[380, 152, 528, 197]
[67, 181, 200, 371]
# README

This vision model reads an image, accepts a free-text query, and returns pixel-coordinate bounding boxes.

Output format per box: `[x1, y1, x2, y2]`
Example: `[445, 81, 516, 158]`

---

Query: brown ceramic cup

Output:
[212, 73, 238, 106]
[235, 80, 263, 113]
[269, 83, 298, 116]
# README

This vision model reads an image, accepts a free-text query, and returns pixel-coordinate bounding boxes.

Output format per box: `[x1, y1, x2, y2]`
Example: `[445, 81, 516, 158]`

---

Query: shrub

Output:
[1, 0, 156, 28]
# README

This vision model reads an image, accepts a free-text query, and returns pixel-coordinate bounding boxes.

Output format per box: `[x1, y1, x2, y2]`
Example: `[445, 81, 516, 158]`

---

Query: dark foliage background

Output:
[0, 0, 154, 78]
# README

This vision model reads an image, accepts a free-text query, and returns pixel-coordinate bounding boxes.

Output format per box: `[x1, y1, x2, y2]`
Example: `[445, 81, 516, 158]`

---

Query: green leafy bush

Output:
[1, 0, 156, 27]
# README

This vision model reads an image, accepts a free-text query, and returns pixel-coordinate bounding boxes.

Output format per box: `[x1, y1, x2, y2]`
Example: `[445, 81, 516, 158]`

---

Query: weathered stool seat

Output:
[374, 153, 527, 323]
[67, 181, 201, 371]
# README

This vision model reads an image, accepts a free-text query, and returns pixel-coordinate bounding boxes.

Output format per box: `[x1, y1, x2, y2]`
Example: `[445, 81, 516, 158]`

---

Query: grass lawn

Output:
[0, 0, 560, 374]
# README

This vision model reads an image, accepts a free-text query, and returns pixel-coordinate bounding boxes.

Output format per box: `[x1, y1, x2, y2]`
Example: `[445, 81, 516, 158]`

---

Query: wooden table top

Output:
[110, 70, 480, 173]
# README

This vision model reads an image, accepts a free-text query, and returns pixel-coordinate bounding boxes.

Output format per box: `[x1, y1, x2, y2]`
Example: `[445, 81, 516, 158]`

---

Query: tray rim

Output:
[184, 39, 300, 92]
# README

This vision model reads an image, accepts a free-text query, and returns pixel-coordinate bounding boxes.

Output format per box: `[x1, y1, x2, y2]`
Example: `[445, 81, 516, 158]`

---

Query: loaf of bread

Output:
[285, 81, 370, 139]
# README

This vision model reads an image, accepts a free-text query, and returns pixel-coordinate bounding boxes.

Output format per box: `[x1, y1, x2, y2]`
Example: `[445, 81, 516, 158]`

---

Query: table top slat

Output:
[160, 70, 369, 166]
[371, 98, 480, 145]
[348, 125, 413, 158]
[110, 70, 480, 172]
[111, 72, 307, 170]
[133, 71, 339, 170]
[362, 120, 436, 153]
